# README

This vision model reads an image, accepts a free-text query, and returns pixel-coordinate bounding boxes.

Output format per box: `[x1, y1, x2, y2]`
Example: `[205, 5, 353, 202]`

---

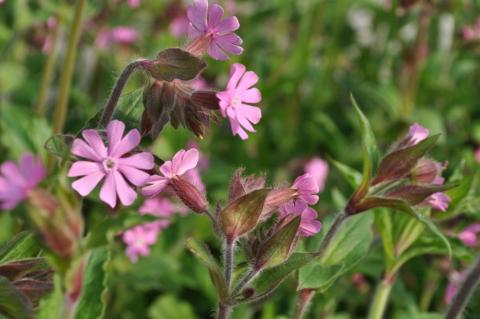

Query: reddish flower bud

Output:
[261, 188, 297, 218]
[170, 175, 208, 213]
[411, 158, 446, 185]
[228, 168, 265, 202]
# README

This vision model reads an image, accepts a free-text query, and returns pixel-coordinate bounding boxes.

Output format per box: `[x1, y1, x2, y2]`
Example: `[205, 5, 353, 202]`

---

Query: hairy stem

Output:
[315, 211, 348, 259]
[52, 0, 86, 134]
[36, 17, 60, 116]
[231, 268, 257, 298]
[445, 254, 480, 319]
[367, 275, 395, 319]
[217, 304, 231, 319]
[292, 289, 316, 319]
[98, 59, 147, 127]
[225, 240, 234, 289]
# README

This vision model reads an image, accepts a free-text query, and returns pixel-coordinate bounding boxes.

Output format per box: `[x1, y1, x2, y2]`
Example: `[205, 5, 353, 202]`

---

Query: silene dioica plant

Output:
[1, 1, 480, 319]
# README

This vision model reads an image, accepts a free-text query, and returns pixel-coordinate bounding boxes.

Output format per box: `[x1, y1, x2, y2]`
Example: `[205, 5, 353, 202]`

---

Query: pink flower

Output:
[292, 174, 319, 205]
[123, 221, 168, 263]
[139, 197, 188, 218]
[217, 63, 262, 140]
[475, 148, 480, 163]
[68, 120, 154, 208]
[96, 27, 138, 49]
[170, 15, 190, 38]
[0, 154, 45, 210]
[426, 192, 450, 212]
[444, 271, 464, 304]
[187, 0, 243, 60]
[127, 0, 141, 8]
[142, 148, 199, 197]
[406, 123, 429, 145]
[304, 157, 329, 192]
[459, 224, 480, 247]
[279, 200, 321, 237]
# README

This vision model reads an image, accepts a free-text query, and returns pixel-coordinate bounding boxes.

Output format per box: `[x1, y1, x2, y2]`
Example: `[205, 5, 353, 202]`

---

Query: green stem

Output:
[36, 17, 60, 116]
[315, 211, 348, 259]
[52, 0, 86, 134]
[367, 276, 395, 319]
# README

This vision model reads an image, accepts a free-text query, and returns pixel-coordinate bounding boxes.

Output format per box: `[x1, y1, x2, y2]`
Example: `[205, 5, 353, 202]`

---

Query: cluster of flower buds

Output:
[346, 123, 451, 215]
[216, 169, 322, 271]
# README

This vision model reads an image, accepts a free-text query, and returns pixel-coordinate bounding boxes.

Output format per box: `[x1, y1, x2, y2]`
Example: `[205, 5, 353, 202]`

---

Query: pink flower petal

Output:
[0, 162, 26, 187]
[174, 149, 199, 176]
[240, 88, 262, 104]
[100, 173, 117, 208]
[142, 175, 169, 197]
[113, 171, 137, 206]
[236, 112, 256, 132]
[208, 3, 224, 27]
[215, 37, 243, 56]
[19, 154, 46, 186]
[68, 161, 103, 177]
[72, 171, 105, 196]
[118, 166, 150, 187]
[107, 120, 126, 153]
[82, 129, 107, 158]
[160, 161, 173, 179]
[215, 16, 240, 33]
[207, 42, 229, 60]
[227, 63, 246, 90]
[187, 0, 208, 32]
[238, 104, 261, 124]
[118, 152, 154, 170]
[111, 129, 141, 158]
[237, 71, 259, 92]
[72, 139, 102, 162]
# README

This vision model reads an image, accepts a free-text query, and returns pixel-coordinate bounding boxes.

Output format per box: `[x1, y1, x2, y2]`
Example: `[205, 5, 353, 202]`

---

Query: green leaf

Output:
[372, 135, 439, 185]
[255, 216, 301, 269]
[219, 189, 270, 240]
[147, 48, 207, 82]
[351, 94, 379, 193]
[185, 238, 228, 303]
[361, 197, 452, 258]
[0, 232, 42, 264]
[44, 134, 74, 162]
[253, 253, 314, 296]
[328, 157, 362, 189]
[36, 275, 62, 319]
[0, 276, 32, 319]
[84, 212, 157, 249]
[148, 294, 198, 319]
[74, 248, 109, 319]
[298, 213, 373, 291]
[374, 210, 395, 264]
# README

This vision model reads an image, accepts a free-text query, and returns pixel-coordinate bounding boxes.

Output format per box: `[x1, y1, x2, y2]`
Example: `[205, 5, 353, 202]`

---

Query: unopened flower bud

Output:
[242, 287, 255, 299]
[170, 175, 208, 213]
[411, 158, 446, 185]
[261, 188, 297, 218]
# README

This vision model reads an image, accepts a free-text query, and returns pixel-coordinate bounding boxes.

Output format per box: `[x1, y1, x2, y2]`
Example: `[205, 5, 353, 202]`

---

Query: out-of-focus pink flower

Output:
[279, 200, 321, 237]
[42, 17, 58, 54]
[190, 76, 212, 91]
[170, 15, 190, 38]
[142, 149, 199, 197]
[122, 220, 168, 263]
[459, 224, 480, 247]
[0, 154, 45, 210]
[187, 141, 209, 170]
[187, 0, 243, 60]
[68, 120, 154, 208]
[445, 271, 464, 304]
[352, 273, 366, 287]
[96, 27, 139, 49]
[292, 173, 319, 205]
[127, 0, 141, 8]
[406, 123, 429, 146]
[426, 192, 450, 212]
[139, 197, 188, 217]
[461, 18, 480, 41]
[475, 148, 480, 163]
[304, 157, 329, 192]
[217, 63, 262, 140]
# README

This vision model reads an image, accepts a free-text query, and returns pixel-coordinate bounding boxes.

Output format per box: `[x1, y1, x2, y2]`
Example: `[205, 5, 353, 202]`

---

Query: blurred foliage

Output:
[1, 0, 480, 318]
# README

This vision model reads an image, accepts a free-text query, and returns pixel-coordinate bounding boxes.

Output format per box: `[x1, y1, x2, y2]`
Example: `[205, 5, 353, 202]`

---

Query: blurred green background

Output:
[1, 0, 480, 318]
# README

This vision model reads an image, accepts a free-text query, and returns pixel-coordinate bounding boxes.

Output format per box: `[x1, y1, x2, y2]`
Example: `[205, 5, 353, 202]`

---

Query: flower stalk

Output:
[367, 274, 395, 319]
[292, 289, 316, 319]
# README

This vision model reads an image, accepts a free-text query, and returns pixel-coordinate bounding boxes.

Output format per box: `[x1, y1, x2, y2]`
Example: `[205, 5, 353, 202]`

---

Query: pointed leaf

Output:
[146, 48, 207, 82]
[329, 157, 362, 189]
[255, 216, 301, 269]
[186, 238, 228, 303]
[0, 276, 32, 319]
[372, 135, 439, 185]
[0, 232, 41, 264]
[351, 95, 379, 195]
[386, 183, 458, 206]
[220, 189, 270, 241]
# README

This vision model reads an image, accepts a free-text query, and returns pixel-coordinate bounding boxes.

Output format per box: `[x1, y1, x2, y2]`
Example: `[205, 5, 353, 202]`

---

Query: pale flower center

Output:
[231, 95, 241, 108]
[102, 157, 117, 172]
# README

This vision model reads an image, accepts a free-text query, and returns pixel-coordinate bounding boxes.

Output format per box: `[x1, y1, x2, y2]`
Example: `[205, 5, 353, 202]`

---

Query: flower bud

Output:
[261, 188, 297, 219]
[411, 158, 446, 185]
[170, 175, 208, 213]
[228, 168, 265, 202]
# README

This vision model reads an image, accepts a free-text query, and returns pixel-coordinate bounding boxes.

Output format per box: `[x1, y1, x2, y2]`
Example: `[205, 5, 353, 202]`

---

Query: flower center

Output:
[102, 157, 117, 172]
[231, 95, 241, 108]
